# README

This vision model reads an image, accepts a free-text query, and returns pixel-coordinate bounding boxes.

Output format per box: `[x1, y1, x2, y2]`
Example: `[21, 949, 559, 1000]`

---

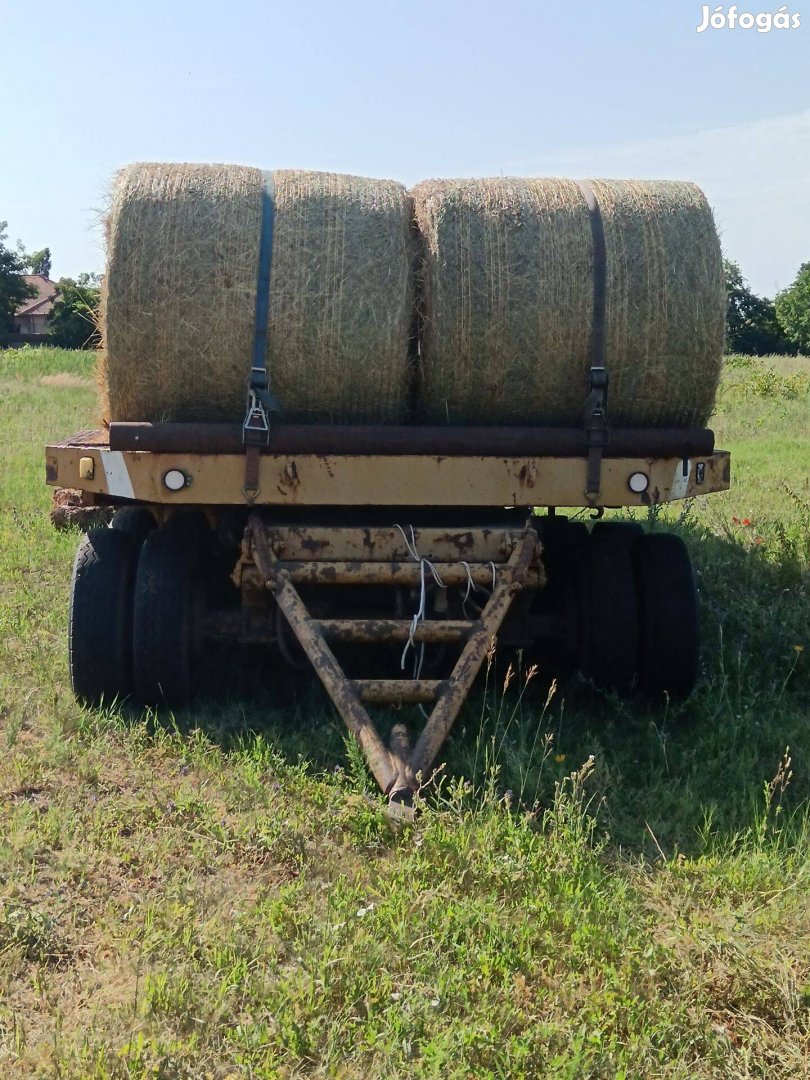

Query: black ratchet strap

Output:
[243, 170, 282, 503]
[576, 180, 609, 504]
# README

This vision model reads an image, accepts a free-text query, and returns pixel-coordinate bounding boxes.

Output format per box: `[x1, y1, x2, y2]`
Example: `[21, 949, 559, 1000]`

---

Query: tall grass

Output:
[0, 349, 808, 1076]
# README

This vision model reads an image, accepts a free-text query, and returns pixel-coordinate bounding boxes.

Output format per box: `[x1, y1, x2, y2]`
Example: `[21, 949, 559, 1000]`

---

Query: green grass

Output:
[0, 347, 809, 1077]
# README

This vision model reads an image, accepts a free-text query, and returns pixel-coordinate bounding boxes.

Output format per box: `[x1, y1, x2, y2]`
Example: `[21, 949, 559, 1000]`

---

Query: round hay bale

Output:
[412, 177, 725, 427]
[101, 164, 416, 423]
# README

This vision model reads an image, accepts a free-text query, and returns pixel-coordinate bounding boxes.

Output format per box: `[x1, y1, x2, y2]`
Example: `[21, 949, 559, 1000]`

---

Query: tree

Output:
[724, 260, 794, 355]
[49, 275, 101, 349]
[25, 247, 52, 278]
[0, 222, 35, 343]
[775, 262, 810, 354]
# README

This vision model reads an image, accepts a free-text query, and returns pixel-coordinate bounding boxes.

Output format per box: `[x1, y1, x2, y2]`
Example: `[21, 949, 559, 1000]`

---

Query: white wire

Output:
[391, 529, 501, 717]
[460, 560, 476, 618]
[460, 559, 498, 617]
[394, 523, 447, 678]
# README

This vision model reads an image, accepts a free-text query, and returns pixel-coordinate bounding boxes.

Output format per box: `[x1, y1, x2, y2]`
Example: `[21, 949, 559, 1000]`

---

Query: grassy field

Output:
[0, 345, 809, 1078]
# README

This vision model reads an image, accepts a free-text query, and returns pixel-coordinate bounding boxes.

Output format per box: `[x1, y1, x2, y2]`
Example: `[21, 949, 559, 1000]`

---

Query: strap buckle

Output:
[588, 365, 608, 394]
[582, 366, 609, 503]
[242, 388, 269, 504]
[583, 367, 609, 443]
[243, 387, 271, 447]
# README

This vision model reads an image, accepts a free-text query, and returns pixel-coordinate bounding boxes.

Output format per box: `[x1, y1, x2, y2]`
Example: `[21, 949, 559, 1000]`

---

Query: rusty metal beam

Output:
[259, 525, 514, 563]
[317, 619, 470, 645]
[45, 445, 731, 509]
[352, 680, 443, 705]
[109, 421, 716, 459]
[272, 576, 401, 792]
[248, 520, 400, 795]
[278, 561, 542, 588]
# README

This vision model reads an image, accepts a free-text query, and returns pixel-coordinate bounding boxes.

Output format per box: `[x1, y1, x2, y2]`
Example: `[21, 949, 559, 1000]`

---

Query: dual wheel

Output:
[69, 511, 699, 708]
[69, 509, 205, 708]
[537, 520, 699, 699]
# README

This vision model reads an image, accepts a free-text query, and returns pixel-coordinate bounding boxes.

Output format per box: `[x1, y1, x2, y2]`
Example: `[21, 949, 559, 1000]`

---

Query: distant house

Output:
[11, 275, 59, 344]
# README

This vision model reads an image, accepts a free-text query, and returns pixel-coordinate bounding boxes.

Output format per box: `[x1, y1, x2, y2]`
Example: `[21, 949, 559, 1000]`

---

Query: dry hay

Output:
[411, 178, 725, 427]
[101, 164, 416, 423]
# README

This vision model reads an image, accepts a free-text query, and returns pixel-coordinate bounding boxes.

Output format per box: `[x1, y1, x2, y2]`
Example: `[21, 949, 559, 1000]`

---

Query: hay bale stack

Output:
[102, 164, 416, 423]
[412, 178, 724, 427]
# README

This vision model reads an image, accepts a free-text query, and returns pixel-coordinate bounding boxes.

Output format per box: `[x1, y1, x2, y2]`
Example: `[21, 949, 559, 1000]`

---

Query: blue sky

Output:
[2, 0, 808, 296]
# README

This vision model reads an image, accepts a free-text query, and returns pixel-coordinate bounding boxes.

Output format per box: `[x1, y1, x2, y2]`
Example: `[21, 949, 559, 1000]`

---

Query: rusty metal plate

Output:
[45, 445, 730, 509]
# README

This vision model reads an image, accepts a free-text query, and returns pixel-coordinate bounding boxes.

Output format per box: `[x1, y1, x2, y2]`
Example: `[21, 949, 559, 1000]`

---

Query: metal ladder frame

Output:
[245, 514, 541, 817]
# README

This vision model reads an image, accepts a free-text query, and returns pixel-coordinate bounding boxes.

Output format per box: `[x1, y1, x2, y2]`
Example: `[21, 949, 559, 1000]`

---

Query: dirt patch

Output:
[40, 374, 94, 389]
[50, 489, 112, 530]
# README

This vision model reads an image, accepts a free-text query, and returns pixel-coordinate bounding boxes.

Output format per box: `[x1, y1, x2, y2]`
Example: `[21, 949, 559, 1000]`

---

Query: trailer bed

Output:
[46, 426, 729, 508]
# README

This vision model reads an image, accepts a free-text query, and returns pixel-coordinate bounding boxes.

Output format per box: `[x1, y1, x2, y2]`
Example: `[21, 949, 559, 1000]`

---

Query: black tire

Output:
[591, 520, 644, 541]
[133, 529, 200, 707]
[633, 533, 699, 700]
[580, 528, 639, 694]
[69, 529, 138, 706]
[164, 510, 211, 564]
[527, 519, 589, 680]
[110, 506, 156, 548]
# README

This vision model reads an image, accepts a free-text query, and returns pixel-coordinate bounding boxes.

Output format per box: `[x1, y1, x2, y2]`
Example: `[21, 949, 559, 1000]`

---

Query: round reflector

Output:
[629, 472, 649, 493]
[163, 469, 186, 491]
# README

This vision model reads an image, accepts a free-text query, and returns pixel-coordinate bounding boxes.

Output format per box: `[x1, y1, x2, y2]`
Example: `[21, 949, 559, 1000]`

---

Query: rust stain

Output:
[300, 534, 330, 554]
[285, 461, 300, 487]
[519, 462, 538, 488]
[436, 530, 476, 554]
[316, 453, 335, 479]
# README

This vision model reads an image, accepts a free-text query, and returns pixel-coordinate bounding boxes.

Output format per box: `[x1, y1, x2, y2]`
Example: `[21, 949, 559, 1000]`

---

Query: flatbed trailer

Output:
[46, 421, 730, 816]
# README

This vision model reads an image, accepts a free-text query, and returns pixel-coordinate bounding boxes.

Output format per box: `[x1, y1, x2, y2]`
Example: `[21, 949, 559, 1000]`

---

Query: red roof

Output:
[16, 275, 59, 317]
